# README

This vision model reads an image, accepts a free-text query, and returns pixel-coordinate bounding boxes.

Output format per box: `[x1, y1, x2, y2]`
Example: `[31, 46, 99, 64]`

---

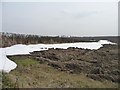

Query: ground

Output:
[2, 44, 119, 88]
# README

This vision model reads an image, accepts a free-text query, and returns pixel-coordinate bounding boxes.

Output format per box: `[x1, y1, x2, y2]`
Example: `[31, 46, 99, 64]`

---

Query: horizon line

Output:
[0, 32, 119, 37]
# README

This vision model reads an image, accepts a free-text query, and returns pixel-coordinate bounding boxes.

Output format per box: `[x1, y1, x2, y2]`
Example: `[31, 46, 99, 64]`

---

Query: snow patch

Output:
[0, 40, 116, 73]
[0, 50, 17, 73]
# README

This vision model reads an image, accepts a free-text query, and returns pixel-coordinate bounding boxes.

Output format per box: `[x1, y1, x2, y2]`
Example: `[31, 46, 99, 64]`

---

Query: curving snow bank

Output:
[0, 40, 116, 73]
[0, 51, 17, 73]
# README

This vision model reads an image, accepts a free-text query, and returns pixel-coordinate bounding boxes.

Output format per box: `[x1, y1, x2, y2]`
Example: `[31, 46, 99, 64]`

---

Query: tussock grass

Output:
[2, 56, 118, 88]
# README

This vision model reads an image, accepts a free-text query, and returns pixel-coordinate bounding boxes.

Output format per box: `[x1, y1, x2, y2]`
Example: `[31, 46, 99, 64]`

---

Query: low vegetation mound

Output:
[30, 44, 119, 83]
[2, 43, 119, 88]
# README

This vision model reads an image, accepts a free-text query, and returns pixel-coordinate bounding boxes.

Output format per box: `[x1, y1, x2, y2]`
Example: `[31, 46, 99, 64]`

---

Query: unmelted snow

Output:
[0, 40, 116, 73]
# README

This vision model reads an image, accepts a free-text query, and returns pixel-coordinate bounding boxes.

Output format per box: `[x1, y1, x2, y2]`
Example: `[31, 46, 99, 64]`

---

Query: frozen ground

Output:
[0, 40, 116, 73]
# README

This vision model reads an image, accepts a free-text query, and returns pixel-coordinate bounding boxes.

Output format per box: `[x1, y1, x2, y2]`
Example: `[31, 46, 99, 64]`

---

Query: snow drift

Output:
[0, 40, 116, 73]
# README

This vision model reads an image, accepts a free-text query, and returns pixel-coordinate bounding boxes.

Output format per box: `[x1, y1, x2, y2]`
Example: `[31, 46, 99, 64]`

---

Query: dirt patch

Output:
[29, 44, 119, 83]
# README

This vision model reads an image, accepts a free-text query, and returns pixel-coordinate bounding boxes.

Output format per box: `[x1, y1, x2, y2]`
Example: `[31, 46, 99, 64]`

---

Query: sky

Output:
[1, 0, 119, 36]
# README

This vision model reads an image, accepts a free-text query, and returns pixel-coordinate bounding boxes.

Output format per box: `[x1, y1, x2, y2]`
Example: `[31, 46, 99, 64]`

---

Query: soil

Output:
[29, 44, 119, 83]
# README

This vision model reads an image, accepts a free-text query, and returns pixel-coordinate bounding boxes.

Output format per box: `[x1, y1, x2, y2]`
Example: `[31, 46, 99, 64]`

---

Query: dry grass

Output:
[2, 56, 118, 88]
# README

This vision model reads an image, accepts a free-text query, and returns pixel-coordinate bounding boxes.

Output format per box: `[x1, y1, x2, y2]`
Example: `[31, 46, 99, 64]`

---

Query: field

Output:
[2, 44, 119, 88]
[1, 1, 119, 88]
[2, 56, 118, 88]
[0, 33, 119, 88]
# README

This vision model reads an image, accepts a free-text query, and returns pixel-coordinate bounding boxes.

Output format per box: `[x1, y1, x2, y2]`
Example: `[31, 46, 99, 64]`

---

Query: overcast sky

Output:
[1, 0, 118, 36]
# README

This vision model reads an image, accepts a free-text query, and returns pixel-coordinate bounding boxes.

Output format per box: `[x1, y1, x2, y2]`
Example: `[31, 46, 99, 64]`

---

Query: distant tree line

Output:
[0, 32, 118, 47]
[0, 32, 81, 47]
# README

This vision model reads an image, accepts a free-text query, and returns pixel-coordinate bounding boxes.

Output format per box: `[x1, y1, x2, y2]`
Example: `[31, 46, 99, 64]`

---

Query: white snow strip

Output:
[5, 44, 30, 55]
[0, 40, 116, 73]
[0, 49, 17, 73]
[98, 40, 116, 45]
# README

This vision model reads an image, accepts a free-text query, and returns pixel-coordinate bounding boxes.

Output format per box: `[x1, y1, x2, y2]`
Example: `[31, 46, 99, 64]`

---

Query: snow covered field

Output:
[0, 40, 116, 73]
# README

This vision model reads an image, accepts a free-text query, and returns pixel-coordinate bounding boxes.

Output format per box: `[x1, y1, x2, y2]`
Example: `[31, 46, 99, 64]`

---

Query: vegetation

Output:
[2, 55, 118, 88]
[0, 32, 118, 47]
[1, 32, 119, 88]
[0, 32, 80, 47]
[0, 72, 2, 89]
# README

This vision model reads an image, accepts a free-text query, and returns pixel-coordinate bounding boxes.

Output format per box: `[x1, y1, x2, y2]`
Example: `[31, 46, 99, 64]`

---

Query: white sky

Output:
[1, 0, 119, 36]
[1, 0, 119, 2]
